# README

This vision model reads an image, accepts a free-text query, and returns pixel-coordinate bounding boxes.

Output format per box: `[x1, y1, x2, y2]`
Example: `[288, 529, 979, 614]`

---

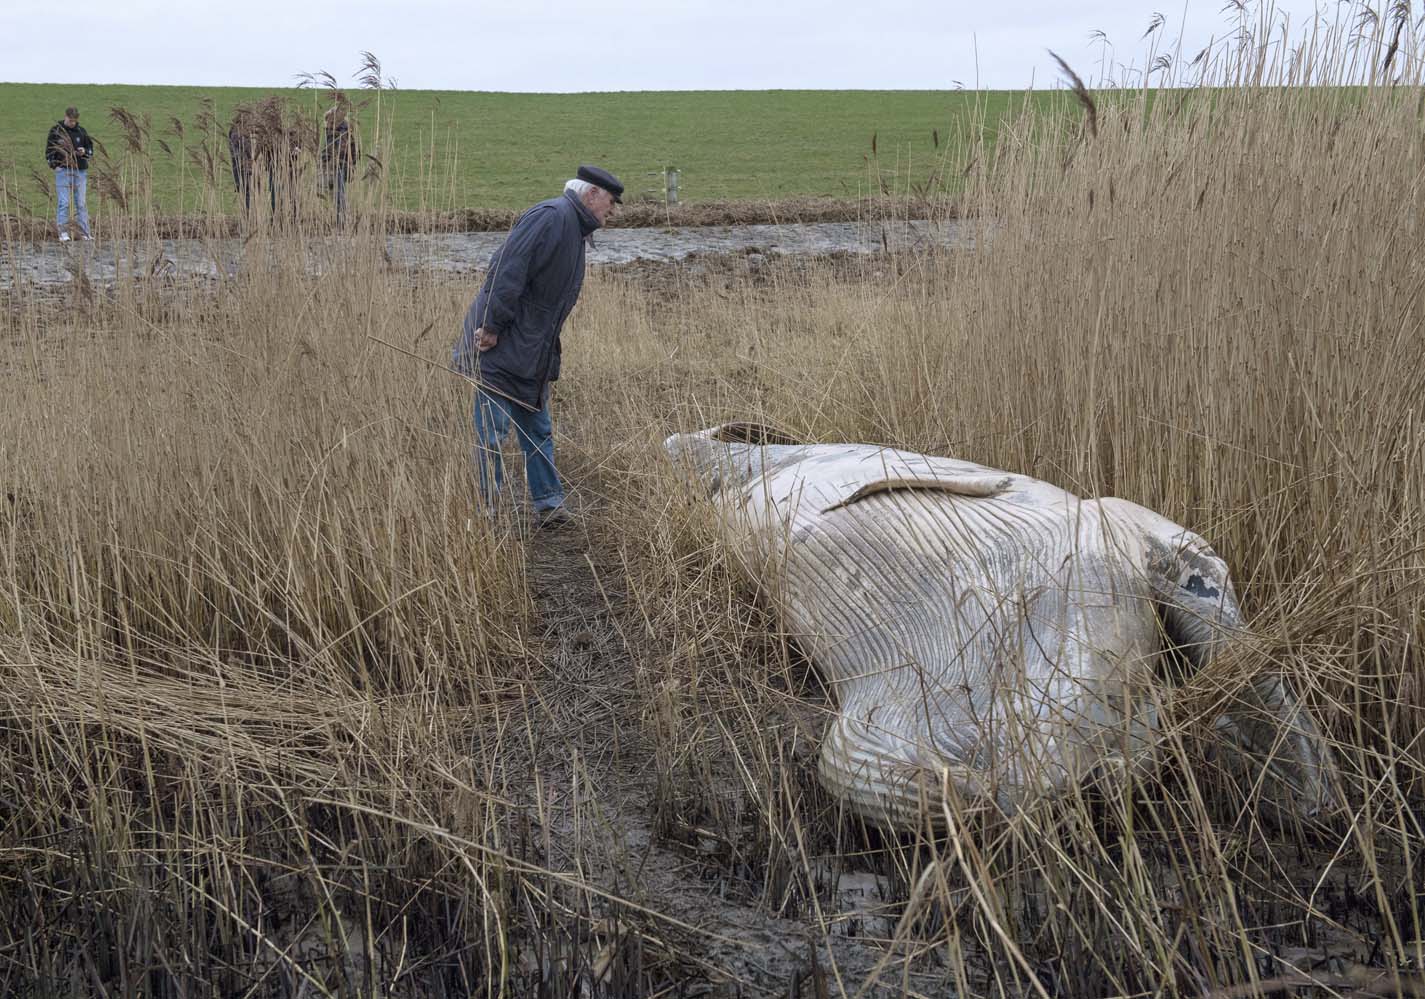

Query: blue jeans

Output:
[473, 389, 565, 512]
[329, 165, 348, 226]
[55, 168, 90, 237]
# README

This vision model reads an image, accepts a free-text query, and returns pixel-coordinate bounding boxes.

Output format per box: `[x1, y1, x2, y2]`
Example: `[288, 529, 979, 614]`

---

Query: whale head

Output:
[663, 423, 809, 498]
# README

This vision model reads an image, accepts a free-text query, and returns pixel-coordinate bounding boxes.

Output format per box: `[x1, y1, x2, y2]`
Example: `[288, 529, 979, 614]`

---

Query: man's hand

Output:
[477, 328, 498, 352]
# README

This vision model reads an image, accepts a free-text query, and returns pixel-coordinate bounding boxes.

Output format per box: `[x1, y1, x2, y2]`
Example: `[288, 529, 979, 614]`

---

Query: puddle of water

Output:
[1, 219, 967, 288]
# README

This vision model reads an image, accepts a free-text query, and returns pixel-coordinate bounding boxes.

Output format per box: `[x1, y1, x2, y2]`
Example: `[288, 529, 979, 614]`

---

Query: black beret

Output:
[577, 164, 624, 203]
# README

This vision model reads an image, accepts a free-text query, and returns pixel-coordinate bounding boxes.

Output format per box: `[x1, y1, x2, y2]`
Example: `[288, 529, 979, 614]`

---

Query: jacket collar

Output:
[563, 188, 601, 237]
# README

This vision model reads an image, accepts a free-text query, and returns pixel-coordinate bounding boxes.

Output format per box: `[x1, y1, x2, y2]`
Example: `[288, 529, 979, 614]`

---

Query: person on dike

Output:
[227, 109, 263, 217]
[45, 106, 95, 241]
[228, 99, 305, 226]
[320, 93, 359, 228]
[452, 165, 622, 529]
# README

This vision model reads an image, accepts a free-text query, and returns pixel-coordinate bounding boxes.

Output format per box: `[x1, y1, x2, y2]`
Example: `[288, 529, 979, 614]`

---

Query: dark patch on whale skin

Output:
[1184, 573, 1220, 599]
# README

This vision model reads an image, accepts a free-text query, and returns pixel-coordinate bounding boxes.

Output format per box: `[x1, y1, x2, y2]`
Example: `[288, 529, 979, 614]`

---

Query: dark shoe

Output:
[536, 505, 575, 530]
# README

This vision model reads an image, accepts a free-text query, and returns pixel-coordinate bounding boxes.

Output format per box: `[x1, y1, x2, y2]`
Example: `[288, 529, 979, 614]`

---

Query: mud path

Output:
[1, 197, 953, 243]
[0, 218, 966, 288]
[516, 498, 932, 997]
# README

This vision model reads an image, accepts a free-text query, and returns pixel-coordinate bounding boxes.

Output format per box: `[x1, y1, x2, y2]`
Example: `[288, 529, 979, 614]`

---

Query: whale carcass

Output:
[665, 424, 1334, 826]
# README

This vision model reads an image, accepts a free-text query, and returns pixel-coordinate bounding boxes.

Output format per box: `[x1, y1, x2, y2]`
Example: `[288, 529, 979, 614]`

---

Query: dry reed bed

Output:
[3, 31, 1425, 999]
[0, 246, 588, 995]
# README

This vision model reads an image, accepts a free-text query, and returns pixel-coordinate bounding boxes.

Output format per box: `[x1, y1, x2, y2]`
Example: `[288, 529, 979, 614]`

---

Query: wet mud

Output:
[501, 496, 941, 996]
[0, 196, 952, 243]
[0, 218, 965, 290]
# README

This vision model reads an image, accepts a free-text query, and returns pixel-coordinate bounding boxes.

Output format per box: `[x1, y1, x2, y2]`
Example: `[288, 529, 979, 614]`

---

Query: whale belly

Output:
[762, 488, 1163, 812]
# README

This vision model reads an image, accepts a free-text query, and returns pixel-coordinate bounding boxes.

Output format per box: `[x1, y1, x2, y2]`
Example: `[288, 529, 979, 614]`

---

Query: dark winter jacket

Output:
[45, 120, 94, 170]
[453, 189, 600, 410]
[228, 125, 253, 189]
[321, 117, 359, 173]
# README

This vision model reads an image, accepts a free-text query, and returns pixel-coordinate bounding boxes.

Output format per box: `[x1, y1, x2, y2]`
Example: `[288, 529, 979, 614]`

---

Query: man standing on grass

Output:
[321, 93, 359, 228]
[452, 165, 622, 529]
[45, 106, 95, 241]
[228, 108, 261, 217]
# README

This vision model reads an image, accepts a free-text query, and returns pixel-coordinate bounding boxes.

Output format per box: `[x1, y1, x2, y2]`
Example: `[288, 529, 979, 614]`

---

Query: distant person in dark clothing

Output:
[45, 106, 95, 241]
[451, 165, 623, 528]
[228, 99, 306, 226]
[227, 114, 264, 216]
[320, 93, 359, 227]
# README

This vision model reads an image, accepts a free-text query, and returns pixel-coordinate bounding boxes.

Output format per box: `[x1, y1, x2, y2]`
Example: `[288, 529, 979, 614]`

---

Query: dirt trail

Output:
[2, 197, 954, 243]
[517, 502, 929, 997]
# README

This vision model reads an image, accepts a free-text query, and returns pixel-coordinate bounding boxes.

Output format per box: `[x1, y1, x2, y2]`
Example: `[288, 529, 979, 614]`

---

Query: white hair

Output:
[564, 178, 595, 197]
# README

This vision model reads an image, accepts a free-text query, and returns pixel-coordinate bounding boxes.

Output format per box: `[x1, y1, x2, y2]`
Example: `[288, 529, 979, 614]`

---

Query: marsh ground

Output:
[3, 232, 1422, 994]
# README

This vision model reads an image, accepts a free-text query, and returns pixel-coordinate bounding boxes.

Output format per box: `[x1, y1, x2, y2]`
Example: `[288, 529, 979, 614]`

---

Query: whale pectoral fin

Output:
[819, 474, 1012, 514]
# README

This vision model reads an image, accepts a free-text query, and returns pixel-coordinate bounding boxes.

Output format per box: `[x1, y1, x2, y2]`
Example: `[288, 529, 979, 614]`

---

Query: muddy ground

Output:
[509, 509, 918, 996]
[0, 219, 966, 289]
[0, 196, 955, 243]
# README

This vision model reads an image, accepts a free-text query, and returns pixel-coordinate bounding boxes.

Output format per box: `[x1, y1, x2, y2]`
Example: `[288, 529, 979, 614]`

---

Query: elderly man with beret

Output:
[453, 165, 623, 528]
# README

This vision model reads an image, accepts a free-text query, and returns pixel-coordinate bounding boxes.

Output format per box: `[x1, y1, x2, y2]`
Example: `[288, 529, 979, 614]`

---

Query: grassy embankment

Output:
[0, 83, 1050, 220]
[3, 11, 1425, 998]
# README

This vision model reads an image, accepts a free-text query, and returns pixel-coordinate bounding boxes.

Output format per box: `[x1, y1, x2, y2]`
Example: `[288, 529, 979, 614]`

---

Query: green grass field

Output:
[0, 83, 1061, 215]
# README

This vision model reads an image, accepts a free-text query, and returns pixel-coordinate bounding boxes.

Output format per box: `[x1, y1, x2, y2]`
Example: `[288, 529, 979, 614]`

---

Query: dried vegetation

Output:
[2, 4, 1425, 996]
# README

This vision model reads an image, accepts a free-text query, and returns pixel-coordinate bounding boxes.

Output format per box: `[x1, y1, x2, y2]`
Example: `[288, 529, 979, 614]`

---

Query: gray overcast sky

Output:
[0, 1, 1338, 91]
